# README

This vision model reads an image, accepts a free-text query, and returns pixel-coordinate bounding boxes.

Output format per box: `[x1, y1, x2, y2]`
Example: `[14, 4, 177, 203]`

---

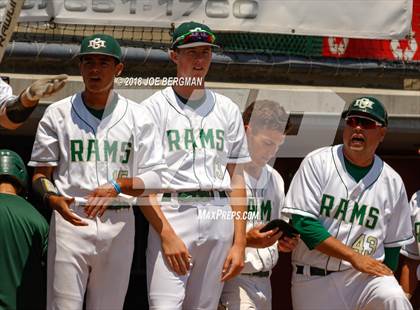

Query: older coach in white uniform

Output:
[283, 97, 414, 310]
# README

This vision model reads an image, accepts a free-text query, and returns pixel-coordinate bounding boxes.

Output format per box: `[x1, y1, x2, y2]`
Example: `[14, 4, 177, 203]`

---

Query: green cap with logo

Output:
[344, 96, 388, 126]
[79, 34, 122, 62]
[171, 21, 219, 49]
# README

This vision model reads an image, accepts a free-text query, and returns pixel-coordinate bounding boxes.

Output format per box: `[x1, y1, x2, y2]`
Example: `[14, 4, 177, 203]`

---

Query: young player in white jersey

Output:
[28, 34, 166, 310]
[220, 100, 298, 309]
[142, 21, 250, 310]
[400, 190, 420, 301]
[0, 74, 68, 129]
[283, 97, 414, 310]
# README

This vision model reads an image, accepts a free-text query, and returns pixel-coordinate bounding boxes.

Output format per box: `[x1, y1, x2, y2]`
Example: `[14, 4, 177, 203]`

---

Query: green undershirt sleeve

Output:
[383, 247, 401, 271]
[292, 215, 400, 269]
[292, 214, 331, 250]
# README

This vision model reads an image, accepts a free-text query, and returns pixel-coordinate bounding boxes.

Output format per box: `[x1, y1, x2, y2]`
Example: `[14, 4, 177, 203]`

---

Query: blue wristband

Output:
[110, 179, 122, 194]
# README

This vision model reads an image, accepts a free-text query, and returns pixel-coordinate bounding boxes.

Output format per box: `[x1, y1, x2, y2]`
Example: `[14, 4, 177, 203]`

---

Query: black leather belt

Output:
[296, 265, 335, 276]
[162, 190, 228, 200]
[243, 271, 270, 277]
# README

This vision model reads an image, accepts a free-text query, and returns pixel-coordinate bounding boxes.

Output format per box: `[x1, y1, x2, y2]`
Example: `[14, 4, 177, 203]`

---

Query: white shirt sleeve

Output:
[28, 106, 60, 166]
[133, 106, 167, 192]
[0, 79, 14, 115]
[226, 102, 250, 164]
[283, 152, 325, 219]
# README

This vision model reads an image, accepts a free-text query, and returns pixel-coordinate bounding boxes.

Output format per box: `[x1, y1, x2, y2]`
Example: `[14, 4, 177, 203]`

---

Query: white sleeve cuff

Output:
[384, 235, 415, 248]
[27, 160, 58, 167]
[282, 207, 319, 220]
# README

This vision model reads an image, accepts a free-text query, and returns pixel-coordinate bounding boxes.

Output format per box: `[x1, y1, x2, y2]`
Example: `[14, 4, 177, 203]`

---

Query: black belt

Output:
[76, 204, 130, 210]
[162, 190, 228, 200]
[296, 265, 335, 276]
[243, 271, 270, 277]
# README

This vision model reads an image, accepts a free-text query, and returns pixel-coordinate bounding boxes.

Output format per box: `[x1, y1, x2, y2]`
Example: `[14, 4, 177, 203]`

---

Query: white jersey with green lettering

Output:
[29, 90, 164, 198]
[220, 165, 285, 310]
[142, 86, 250, 310]
[242, 165, 285, 274]
[401, 191, 420, 260]
[142, 86, 250, 191]
[283, 144, 413, 271]
[28, 90, 165, 310]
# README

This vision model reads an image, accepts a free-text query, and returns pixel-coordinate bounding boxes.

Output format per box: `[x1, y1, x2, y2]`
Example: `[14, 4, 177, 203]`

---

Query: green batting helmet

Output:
[0, 149, 28, 194]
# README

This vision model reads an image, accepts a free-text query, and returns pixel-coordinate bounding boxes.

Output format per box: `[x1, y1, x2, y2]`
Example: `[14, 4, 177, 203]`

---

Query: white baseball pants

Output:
[47, 205, 134, 310]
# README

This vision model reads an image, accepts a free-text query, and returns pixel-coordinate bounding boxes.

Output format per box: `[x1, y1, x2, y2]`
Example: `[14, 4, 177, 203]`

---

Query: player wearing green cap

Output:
[170, 21, 219, 49]
[282, 96, 414, 309]
[143, 21, 250, 309]
[29, 34, 166, 309]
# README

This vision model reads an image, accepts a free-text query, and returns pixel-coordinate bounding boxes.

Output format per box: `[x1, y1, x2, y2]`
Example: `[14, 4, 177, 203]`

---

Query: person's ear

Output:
[169, 49, 178, 64]
[379, 127, 387, 142]
[115, 63, 124, 77]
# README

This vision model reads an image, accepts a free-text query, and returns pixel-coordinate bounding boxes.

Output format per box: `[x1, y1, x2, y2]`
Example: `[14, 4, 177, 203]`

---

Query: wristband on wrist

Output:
[5, 94, 36, 123]
[110, 179, 122, 194]
[33, 177, 61, 207]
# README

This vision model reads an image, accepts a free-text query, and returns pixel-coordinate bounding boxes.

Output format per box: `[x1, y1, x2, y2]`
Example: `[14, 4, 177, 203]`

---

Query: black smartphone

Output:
[260, 219, 298, 238]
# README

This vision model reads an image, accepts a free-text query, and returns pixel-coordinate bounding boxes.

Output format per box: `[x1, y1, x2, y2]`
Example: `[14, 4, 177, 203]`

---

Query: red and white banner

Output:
[323, 0, 420, 60]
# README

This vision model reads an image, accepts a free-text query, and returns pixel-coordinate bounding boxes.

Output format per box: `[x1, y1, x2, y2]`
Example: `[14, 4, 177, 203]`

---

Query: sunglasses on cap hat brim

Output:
[172, 29, 218, 49]
[345, 115, 384, 129]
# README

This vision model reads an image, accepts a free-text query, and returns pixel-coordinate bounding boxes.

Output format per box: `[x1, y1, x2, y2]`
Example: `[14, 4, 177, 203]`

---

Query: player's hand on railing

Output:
[278, 235, 299, 253]
[48, 195, 88, 226]
[246, 224, 281, 248]
[161, 231, 192, 275]
[85, 182, 119, 218]
[349, 252, 393, 276]
[24, 74, 68, 103]
[221, 243, 245, 282]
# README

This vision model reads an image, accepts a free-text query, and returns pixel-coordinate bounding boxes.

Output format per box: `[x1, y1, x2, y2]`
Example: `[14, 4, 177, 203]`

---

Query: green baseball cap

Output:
[171, 21, 219, 49]
[79, 34, 122, 62]
[343, 96, 388, 126]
